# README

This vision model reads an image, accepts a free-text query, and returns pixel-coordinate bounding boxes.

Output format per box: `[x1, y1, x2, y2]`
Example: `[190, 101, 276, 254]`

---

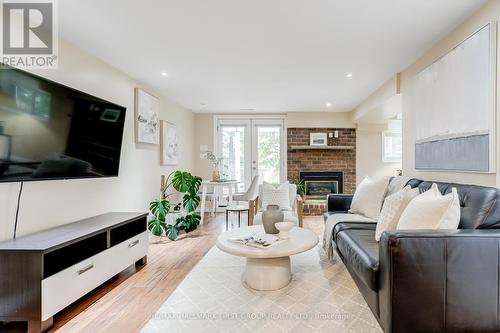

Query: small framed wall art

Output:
[160, 121, 178, 165]
[134, 88, 159, 144]
[310, 132, 327, 146]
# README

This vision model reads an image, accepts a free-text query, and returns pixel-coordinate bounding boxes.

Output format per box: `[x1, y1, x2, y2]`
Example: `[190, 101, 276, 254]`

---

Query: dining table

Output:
[199, 179, 241, 224]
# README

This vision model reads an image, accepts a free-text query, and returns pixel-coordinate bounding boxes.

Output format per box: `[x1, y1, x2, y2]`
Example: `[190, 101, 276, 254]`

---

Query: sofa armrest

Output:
[379, 229, 500, 333]
[326, 194, 353, 212]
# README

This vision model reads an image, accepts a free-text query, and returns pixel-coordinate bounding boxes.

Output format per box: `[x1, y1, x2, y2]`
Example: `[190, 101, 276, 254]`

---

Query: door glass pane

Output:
[256, 126, 281, 184]
[220, 126, 246, 192]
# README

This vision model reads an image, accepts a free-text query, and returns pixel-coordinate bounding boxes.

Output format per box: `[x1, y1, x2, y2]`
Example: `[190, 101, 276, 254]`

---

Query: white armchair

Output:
[248, 183, 304, 228]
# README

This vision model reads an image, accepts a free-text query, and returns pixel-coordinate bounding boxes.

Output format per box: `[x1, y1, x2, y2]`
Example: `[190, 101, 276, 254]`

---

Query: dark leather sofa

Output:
[325, 178, 500, 333]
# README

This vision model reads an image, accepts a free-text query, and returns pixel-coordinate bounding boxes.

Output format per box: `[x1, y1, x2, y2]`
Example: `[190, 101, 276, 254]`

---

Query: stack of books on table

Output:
[229, 233, 281, 249]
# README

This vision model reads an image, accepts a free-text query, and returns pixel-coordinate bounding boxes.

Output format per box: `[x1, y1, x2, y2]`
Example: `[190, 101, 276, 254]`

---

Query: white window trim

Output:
[382, 131, 402, 163]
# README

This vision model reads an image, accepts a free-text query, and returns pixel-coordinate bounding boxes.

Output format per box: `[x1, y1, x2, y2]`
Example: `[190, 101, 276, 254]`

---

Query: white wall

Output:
[193, 113, 214, 180]
[352, 74, 400, 123]
[192, 112, 356, 180]
[351, 74, 402, 183]
[0, 39, 195, 241]
[401, 0, 500, 186]
[356, 124, 401, 184]
[350, 1, 500, 187]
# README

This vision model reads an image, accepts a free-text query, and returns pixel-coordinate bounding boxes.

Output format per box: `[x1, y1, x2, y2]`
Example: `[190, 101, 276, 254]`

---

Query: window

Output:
[382, 131, 402, 163]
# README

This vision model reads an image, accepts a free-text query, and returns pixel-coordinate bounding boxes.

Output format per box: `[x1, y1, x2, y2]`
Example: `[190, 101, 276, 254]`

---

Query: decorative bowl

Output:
[275, 222, 294, 239]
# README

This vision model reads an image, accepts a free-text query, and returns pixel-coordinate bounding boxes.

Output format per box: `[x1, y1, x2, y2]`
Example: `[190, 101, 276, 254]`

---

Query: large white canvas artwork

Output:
[160, 121, 178, 165]
[134, 88, 159, 144]
[413, 23, 496, 172]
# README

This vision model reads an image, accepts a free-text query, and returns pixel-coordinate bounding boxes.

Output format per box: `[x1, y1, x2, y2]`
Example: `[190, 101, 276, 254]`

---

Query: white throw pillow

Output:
[350, 176, 390, 219]
[375, 185, 419, 241]
[397, 183, 460, 230]
[261, 182, 291, 211]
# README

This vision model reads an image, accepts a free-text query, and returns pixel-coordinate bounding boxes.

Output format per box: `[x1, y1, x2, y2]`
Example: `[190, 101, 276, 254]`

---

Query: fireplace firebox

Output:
[299, 171, 343, 200]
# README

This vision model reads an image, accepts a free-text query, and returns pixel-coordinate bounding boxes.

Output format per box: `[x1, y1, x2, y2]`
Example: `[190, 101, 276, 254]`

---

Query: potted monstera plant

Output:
[148, 171, 202, 240]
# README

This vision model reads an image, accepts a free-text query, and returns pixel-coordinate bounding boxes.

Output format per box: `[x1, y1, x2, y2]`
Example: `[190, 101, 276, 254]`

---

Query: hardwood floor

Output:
[0, 214, 323, 333]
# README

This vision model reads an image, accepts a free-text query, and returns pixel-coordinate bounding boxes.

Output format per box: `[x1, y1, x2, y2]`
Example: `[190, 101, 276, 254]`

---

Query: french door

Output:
[216, 117, 285, 191]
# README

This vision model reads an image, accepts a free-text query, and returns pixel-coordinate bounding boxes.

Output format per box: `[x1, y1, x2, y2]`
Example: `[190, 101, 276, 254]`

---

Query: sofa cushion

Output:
[336, 228, 379, 291]
[375, 185, 419, 241]
[350, 176, 390, 219]
[397, 183, 460, 231]
[333, 222, 377, 244]
[258, 183, 297, 211]
[261, 182, 291, 211]
[406, 179, 500, 229]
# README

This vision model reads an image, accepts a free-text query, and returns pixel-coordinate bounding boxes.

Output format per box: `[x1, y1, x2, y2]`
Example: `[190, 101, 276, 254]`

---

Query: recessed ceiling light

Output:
[326, 102, 332, 108]
[161, 72, 168, 77]
[200, 103, 206, 106]
[346, 73, 353, 78]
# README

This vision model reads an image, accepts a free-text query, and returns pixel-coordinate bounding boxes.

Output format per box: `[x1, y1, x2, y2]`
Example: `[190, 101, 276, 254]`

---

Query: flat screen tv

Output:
[0, 64, 126, 182]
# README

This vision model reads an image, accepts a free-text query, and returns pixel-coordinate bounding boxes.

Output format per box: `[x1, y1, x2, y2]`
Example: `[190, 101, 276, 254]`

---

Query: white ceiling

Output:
[59, 0, 486, 113]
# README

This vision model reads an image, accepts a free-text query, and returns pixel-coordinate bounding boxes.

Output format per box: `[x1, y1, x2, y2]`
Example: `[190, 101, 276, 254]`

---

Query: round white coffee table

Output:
[216, 225, 319, 290]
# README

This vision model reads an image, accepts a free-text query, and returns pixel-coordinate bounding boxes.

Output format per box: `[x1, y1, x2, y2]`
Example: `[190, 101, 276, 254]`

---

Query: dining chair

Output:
[229, 175, 260, 205]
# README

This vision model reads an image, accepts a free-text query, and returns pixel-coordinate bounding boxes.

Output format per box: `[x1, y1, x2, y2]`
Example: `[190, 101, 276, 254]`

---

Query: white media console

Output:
[0, 212, 148, 333]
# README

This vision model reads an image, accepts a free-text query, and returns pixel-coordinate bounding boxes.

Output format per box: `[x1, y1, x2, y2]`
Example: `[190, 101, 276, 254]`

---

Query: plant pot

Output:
[166, 211, 185, 225]
[262, 204, 284, 234]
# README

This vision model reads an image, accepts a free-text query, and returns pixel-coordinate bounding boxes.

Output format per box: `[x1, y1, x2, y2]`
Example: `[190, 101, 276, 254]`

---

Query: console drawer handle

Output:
[128, 240, 139, 248]
[77, 264, 94, 275]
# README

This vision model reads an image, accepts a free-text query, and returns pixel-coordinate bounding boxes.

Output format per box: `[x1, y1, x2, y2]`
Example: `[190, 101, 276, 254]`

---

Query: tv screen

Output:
[0, 65, 126, 182]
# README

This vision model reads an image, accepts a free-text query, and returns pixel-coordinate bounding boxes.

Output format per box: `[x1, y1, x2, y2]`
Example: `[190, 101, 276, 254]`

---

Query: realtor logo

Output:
[0, 0, 58, 68]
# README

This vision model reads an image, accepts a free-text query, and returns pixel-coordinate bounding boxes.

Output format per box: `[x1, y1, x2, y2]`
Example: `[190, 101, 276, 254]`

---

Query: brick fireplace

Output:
[287, 128, 356, 215]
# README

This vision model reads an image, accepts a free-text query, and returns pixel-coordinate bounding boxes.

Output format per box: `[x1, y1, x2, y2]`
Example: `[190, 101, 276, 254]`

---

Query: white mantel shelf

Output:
[288, 145, 354, 151]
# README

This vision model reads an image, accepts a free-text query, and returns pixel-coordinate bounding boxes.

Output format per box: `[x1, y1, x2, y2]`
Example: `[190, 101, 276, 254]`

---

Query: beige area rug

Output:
[141, 245, 382, 333]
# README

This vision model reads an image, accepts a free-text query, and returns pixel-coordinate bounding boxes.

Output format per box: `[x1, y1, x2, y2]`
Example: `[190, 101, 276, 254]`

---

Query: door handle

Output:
[128, 240, 140, 248]
[77, 263, 94, 275]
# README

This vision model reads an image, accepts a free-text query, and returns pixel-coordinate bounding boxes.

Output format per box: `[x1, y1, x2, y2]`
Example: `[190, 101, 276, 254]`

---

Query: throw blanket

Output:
[322, 176, 412, 261]
[322, 214, 376, 261]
